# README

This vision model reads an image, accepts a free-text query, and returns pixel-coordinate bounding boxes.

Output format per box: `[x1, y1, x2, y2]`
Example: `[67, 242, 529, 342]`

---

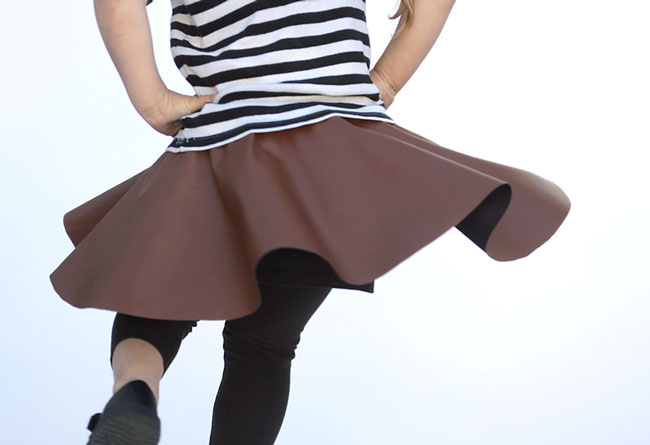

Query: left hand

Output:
[369, 68, 398, 110]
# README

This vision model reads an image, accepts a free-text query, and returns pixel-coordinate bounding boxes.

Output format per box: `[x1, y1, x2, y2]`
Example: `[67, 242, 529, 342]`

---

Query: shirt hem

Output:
[164, 112, 397, 153]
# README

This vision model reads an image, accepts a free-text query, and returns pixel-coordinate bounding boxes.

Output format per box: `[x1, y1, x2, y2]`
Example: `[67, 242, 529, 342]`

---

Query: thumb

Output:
[184, 93, 217, 114]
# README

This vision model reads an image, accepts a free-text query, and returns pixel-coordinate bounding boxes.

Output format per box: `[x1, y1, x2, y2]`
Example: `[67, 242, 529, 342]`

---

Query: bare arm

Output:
[93, 0, 214, 136]
[370, 0, 457, 108]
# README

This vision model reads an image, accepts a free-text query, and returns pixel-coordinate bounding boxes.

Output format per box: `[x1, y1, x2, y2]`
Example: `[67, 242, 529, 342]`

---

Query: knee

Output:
[222, 322, 301, 366]
[111, 313, 198, 375]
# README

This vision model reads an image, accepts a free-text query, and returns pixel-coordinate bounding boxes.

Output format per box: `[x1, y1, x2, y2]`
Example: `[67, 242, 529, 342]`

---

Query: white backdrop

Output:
[1, 0, 648, 444]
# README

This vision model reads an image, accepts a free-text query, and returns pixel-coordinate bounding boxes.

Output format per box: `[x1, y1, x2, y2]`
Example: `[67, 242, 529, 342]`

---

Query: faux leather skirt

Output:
[49, 116, 571, 320]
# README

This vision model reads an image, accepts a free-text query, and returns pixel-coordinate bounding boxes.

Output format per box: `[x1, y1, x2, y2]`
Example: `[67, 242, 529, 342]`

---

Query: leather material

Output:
[50, 116, 571, 321]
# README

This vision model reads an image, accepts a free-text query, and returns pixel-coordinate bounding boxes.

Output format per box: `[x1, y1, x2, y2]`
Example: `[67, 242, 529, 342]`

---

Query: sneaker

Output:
[86, 380, 160, 445]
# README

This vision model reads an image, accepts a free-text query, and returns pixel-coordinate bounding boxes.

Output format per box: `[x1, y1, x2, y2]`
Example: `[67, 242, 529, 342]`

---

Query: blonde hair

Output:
[389, 0, 415, 39]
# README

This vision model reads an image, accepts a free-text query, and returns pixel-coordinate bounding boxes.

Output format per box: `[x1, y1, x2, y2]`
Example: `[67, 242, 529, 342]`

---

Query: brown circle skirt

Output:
[48, 116, 571, 321]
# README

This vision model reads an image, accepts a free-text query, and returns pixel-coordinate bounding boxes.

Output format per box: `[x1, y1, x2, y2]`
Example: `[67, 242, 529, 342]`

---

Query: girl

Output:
[49, 0, 570, 444]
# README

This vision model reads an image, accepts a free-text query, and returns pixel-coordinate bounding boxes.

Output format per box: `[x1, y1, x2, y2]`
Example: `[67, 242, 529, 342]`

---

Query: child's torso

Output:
[161, 0, 394, 152]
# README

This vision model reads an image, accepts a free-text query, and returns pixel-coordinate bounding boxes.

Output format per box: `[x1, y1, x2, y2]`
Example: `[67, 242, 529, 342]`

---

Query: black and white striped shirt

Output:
[146, 0, 395, 152]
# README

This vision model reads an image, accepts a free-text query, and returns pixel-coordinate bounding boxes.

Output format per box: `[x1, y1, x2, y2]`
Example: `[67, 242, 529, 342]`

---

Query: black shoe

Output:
[85, 380, 161, 445]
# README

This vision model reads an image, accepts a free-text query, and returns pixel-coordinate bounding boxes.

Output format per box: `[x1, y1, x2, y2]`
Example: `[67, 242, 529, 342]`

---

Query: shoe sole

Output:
[87, 413, 160, 445]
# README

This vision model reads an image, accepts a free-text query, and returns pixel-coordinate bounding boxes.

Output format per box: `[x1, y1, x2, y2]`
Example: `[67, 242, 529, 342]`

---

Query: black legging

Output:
[110, 282, 332, 445]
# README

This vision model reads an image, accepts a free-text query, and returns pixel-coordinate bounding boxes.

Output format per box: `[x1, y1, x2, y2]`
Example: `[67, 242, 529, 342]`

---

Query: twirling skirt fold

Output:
[49, 116, 570, 320]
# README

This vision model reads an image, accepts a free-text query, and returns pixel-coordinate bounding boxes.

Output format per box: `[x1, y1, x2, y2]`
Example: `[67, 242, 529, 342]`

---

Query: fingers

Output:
[184, 93, 217, 115]
[369, 69, 392, 106]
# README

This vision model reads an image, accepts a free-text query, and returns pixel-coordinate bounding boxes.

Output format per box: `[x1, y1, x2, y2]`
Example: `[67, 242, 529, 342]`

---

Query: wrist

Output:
[132, 84, 171, 127]
[370, 67, 400, 97]
[130, 82, 168, 121]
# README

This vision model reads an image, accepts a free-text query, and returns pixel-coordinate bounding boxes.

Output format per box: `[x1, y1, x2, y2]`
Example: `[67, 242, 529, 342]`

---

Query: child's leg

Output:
[209, 282, 331, 445]
[85, 315, 197, 443]
[110, 313, 198, 403]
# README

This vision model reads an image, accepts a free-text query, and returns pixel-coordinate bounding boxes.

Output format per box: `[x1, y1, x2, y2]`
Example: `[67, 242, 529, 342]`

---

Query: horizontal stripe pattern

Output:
[147, 0, 395, 152]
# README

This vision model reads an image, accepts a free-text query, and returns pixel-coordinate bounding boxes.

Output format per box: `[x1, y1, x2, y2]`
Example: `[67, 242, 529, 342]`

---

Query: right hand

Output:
[138, 89, 217, 137]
